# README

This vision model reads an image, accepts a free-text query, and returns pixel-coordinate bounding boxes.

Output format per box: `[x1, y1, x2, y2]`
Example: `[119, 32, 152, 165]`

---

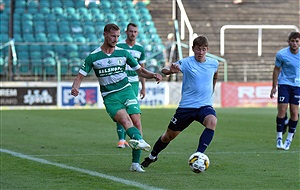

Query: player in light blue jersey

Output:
[270, 31, 300, 150]
[141, 35, 219, 168]
[71, 23, 162, 172]
[115, 23, 146, 149]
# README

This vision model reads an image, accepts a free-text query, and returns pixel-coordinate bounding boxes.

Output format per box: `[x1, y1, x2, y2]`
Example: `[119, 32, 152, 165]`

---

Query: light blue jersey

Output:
[275, 47, 300, 87]
[176, 56, 219, 108]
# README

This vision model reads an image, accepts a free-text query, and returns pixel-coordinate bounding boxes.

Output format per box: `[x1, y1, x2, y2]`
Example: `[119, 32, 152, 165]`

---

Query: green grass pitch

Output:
[1, 108, 299, 189]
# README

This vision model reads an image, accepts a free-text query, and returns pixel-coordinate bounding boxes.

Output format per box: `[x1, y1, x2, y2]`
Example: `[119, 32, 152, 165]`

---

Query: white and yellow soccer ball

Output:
[188, 152, 210, 173]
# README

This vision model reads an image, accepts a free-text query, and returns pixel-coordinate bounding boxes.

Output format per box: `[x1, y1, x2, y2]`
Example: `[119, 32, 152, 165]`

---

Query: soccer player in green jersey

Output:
[71, 23, 162, 172]
[115, 23, 146, 149]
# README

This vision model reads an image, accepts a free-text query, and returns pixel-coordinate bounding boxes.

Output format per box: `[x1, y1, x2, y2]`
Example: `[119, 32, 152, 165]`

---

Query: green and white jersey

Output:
[79, 46, 141, 97]
[117, 40, 146, 83]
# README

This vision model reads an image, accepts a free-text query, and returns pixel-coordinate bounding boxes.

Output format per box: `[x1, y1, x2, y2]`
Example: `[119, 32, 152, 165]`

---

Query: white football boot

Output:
[128, 139, 151, 151]
[276, 138, 284, 149]
[130, 163, 145, 172]
[283, 139, 292, 150]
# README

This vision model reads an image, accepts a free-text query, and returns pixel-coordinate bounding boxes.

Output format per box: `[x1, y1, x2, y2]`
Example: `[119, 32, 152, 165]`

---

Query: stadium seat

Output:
[70, 21, 83, 34]
[23, 34, 35, 42]
[69, 57, 82, 75]
[123, 0, 134, 9]
[47, 33, 60, 42]
[88, 2, 99, 8]
[89, 7, 101, 15]
[29, 45, 41, 53]
[41, 45, 53, 52]
[77, 7, 89, 15]
[74, 1, 86, 8]
[86, 34, 98, 43]
[64, 7, 76, 15]
[52, 7, 64, 15]
[68, 12, 81, 21]
[27, 7, 39, 14]
[34, 22, 46, 34]
[31, 60, 44, 75]
[13, 34, 23, 42]
[135, 1, 147, 8]
[63, 1, 75, 8]
[66, 44, 79, 51]
[0, 23, 8, 34]
[27, 0, 38, 8]
[73, 35, 86, 43]
[35, 33, 48, 43]
[43, 57, 56, 75]
[53, 45, 66, 57]
[59, 57, 69, 75]
[22, 13, 33, 20]
[14, 7, 24, 14]
[81, 13, 93, 22]
[33, 13, 45, 21]
[0, 57, 6, 75]
[18, 59, 31, 75]
[140, 14, 152, 22]
[30, 51, 43, 61]
[15, 45, 28, 53]
[84, 25, 95, 34]
[66, 44, 78, 52]
[40, 7, 51, 14]
[15, 0, 26, 8]
[60, 33, 73, 42]
[105, 14, 117, 22]
[17, 50, 30, 59]
[39, 1, 50, 8]
[22, 20, 34, 33]
[59, 25, 71, 34]
[100, 0, 111, 9]
[43, 50, 56, 59]
[13, 13, 22, 21]
[46, 14, 57, 21]
[83, 21, 94, 27]
[111, 1, 123, 9]
[66, 51, 79, 59]
[50, 1, 62, 8]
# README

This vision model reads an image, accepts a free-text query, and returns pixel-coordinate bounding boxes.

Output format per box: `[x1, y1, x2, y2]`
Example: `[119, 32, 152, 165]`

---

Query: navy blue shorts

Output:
[278, 84, 300, 105]
[167, 106, 217, 131]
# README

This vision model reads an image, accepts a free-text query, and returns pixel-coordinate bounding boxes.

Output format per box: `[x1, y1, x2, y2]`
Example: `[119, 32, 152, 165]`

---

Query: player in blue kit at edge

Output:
[141, 35, 219, 168]
[270, 31, 300, 150]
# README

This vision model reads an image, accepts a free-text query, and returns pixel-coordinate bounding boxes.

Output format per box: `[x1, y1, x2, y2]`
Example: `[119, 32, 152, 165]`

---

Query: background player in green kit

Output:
[71, 23, 162, 172]
[115, 23, 146, 148]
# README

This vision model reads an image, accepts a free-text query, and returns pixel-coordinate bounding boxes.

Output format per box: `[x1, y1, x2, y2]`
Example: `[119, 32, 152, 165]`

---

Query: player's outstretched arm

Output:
[71, 73, 85, 97]
[161, 63, 180, 75]
[136, 67, 162, 84]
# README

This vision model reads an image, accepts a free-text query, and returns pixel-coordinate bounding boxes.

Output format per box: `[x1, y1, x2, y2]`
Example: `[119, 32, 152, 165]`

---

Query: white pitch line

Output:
[1, 149, 163, 190]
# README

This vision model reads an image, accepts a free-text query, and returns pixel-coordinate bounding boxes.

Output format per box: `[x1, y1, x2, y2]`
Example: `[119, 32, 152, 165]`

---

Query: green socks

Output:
[126, 127, 142, 140]
[116, 123, 126, 140]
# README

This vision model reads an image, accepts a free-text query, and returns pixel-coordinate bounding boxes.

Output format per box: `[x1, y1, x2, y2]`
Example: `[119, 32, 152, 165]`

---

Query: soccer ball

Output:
[188, 152, 210, 173]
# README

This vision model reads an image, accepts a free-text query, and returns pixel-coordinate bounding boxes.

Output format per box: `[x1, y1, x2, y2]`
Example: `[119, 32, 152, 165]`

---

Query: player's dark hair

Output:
[104, 23, 120, 33]
[127, 23, 138, 30]
[288, 31, 300, 41]
[193, 35, 209, 47]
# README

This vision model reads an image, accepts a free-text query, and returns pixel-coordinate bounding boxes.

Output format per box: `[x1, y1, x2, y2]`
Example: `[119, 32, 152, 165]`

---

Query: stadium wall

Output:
[0, 81, 276, 109]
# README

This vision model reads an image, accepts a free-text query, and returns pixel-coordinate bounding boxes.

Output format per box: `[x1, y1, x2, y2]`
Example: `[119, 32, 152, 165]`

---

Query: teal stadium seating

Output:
[0, 0, 164, 77]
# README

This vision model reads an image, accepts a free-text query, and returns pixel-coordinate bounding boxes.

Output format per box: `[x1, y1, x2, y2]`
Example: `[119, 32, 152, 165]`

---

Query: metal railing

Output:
[220, 25, 300, 56]
[172, 0, 228, 81]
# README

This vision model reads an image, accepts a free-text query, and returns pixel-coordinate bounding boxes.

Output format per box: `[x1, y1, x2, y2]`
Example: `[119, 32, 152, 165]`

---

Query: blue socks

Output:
[197, 128, 214, 153]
